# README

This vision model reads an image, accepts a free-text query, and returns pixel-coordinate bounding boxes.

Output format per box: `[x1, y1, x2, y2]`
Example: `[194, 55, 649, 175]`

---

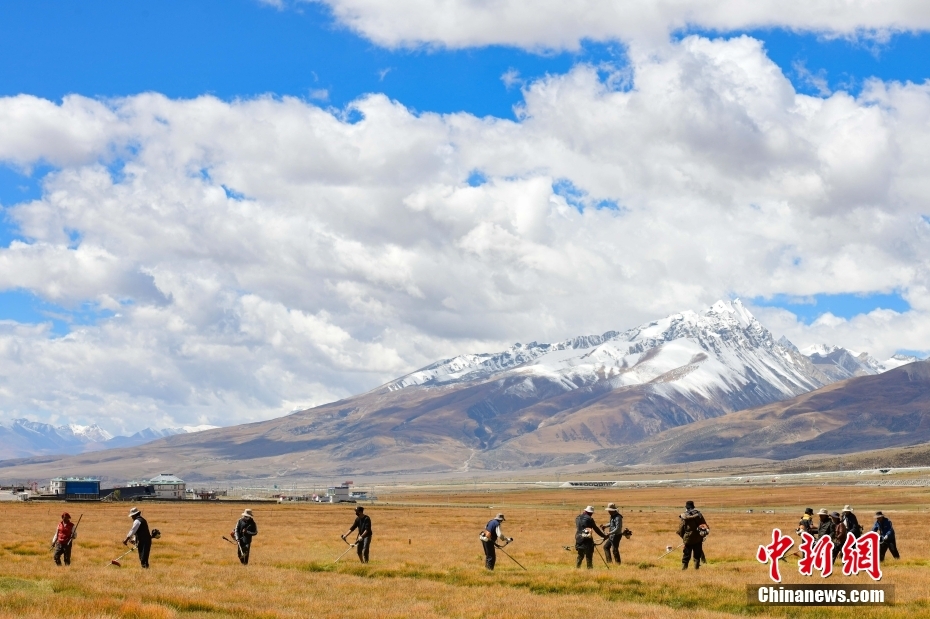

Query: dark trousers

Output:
[482, 540, 496, 570]
[605, 536, 621, 564]
[53, 542, 72, 566]
[682, 541, 704, 568]
[576, 537, 594, 569]
[880, 539, 900, 561]
[237, 540, 251, 564]
[356, 535, 371, 563]
[137, 540, 151, 568]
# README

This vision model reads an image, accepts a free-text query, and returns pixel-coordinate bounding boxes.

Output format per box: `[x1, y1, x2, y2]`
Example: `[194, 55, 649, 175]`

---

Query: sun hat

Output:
[128, 507, 141, 518]
[817, 508, 829, 516]
[875, 511, 885, 517]
[584, 506, 594, 513]
[804, 507, 813, 515]
[830, 511, 841, 519]
[241, 509, 253, 518]
[605, 503, 618, 511]
[841, 505, 853, 513]
[685, 500, 695, 509]
[61, 512, 71, 519]
[495, 513, 506, 521]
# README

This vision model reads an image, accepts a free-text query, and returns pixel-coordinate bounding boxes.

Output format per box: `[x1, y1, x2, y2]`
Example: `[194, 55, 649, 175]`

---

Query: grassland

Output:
[1, 485, 929, 618]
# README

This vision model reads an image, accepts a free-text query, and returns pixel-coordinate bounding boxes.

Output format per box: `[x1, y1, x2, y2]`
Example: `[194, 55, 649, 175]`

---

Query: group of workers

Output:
[797, 505, 900, 562]
[48, 500, 902, 571]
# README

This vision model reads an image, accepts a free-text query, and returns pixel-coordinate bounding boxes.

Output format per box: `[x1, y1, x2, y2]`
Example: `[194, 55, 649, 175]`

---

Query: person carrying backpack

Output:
[677, 500, 709, 570]
[575, 506, 607, 569]
[479, 513, 511, 570]
[841, 505, 862, 537]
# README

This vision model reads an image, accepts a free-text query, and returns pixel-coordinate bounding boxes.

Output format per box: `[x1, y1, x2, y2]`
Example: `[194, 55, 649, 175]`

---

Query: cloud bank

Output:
[2, 34, 930, 432]
[314, 0, 930, 50]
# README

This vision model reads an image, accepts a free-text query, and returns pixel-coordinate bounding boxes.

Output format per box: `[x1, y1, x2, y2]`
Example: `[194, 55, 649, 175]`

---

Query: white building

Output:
[146, 473, 186, 499]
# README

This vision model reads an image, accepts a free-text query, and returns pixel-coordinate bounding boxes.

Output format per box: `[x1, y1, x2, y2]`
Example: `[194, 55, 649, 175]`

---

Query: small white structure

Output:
[147, 473, 186, 499]
[326, 485, 353, 503]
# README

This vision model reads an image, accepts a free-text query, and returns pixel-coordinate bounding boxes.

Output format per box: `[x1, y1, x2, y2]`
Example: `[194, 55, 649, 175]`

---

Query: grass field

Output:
[1, 485, 928, 618]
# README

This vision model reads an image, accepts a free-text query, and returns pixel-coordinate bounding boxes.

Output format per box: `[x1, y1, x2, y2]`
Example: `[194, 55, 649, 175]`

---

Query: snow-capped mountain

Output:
[391, 299, 829, 412]
[801, 344, 918, 382]
[0, 420, 217, 461]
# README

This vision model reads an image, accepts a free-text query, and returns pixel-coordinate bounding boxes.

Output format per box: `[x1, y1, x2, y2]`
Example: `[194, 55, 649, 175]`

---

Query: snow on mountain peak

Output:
[68, 423, 113, 442]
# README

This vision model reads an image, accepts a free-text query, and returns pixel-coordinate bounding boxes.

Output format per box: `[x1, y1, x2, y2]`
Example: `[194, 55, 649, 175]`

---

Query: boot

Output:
[694, 560, 700, 570]
[681, 562, 688, 570]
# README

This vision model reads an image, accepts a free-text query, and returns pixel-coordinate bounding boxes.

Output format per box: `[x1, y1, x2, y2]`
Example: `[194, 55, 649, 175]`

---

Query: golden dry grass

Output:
[1, 485, 929, 618]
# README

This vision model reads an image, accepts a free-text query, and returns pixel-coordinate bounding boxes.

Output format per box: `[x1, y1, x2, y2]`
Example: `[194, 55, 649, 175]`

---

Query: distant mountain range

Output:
[0, 299, 920, 481]
[0, 420, 217, 460]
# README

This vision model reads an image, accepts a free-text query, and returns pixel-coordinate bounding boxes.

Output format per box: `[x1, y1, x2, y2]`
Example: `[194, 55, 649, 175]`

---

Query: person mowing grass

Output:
[232, 509, 258, 565]
[342, 505, 372, 563]
[574, 506, 607, 569]
[123, 507, 152, 568]
[479, 513, 512, 570]
[677, 500, 708, 570]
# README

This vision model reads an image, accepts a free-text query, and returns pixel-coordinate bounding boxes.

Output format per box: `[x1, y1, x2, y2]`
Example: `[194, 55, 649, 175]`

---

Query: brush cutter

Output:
[109, 544, 136, 567]
[657, 542, 684, 559]
[333, 535, 359, 564]
[594, 544, 610, 569]
[494, 540, 527, 571]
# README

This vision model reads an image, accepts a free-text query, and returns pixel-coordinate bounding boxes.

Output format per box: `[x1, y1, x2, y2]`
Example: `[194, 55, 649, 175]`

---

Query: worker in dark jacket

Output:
[841, 505, 862, 538]
[815, 508, 834, 540]
[677, 500, 708, 570]
[51, 512, 76, 566]
[232, 509, 258, 565]
[480, 513, 511, 570]
[575, 506, 607, 569]
[123, 507, 152, 568]
[872, 511, 899, 561]
[342, 506, 372, 563]
[603, 503, 625, 564]
[830, 511, 846, 564]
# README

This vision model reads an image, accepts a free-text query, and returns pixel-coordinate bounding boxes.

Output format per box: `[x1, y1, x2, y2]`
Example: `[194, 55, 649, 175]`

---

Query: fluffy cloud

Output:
[1, 34, 930, 431]
[314, 0, 930, 50]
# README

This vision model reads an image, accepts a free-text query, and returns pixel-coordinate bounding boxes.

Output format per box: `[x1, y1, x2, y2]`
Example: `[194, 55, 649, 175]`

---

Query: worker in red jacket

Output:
[51, 512, 77, 566]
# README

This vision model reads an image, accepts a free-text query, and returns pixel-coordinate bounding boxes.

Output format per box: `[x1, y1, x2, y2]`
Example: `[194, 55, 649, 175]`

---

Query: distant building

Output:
[147, 473, 186, 499]
[50, 477, 100, 500]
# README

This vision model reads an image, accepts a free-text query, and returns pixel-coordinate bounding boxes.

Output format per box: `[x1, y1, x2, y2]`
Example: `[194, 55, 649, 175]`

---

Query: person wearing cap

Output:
[797, 507, 815, 536]
[232, 509, 258, 565]
[872, 511, 899, 561]
[575, 506, 607, 569]
[677, 500, 708, 570]
[829, 511, 846, 564]
[603, 503, 624, 565]
[841, 505, 862, 538]
[51, 512, 76, 566]
[123, 507, 152, 568]
[815, 508, 834, 541]
[480, 513, 511, 570]
[342, 506, 372, 563]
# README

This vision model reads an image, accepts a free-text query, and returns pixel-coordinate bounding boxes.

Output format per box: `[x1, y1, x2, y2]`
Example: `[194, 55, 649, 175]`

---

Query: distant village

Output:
[0, 475, 375, 503]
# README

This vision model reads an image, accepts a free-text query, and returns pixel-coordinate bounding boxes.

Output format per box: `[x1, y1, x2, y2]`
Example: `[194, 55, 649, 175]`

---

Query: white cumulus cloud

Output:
[1, 34, 930, 432]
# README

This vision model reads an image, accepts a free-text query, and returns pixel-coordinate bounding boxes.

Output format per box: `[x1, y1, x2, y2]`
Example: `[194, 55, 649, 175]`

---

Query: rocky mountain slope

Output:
[604, 358, 930, 464]
[0, 300, 916, 480]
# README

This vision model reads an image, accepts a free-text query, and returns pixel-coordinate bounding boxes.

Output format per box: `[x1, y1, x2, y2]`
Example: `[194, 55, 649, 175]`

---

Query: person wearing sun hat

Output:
[603, 503, 625, 565]
[123, 507, 152, 568]
[872, 511, 899, 561]
[479, 512, 511, 570]
[232, 508, 258, 565]
[840, 505, 862, 538]
[574, 506, 607, 569]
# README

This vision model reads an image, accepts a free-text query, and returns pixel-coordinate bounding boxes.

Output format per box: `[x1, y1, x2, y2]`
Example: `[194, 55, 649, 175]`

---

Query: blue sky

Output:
[1, 1, 927, 328]
[1, 1, 929, 431]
